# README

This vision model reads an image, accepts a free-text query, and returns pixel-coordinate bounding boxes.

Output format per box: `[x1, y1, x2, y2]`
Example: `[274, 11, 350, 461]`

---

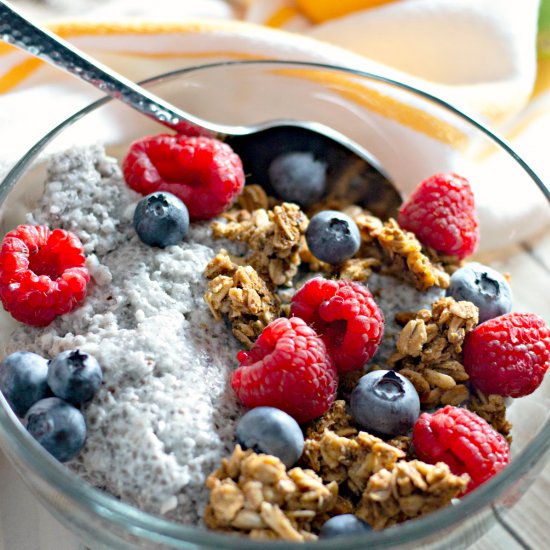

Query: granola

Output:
[234, 184, 270, 212]
[212, 203, 309, 286]
[355, 215, 452, 291]
[204, 251, 280, 348]
[467, 389, 512, 442]
[386, 436, 414, 459]
[299, 232, 380, 282]
[201, 179, 513, 541]
[388, 297, 478, 408]
[355, 460, 469, 529]
[304, 400, 358, 441]
[301, 429, 405, 495]
[204, 445, 338, 541]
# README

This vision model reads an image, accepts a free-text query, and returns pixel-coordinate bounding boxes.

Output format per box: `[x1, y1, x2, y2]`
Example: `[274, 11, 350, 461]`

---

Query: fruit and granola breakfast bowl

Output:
[0, 61, 549, 550]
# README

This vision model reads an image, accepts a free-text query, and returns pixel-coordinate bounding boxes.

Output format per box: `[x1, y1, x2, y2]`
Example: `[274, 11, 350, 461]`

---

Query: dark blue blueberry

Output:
[133, 191, 189, 248]
[319, 514, 372, 538]
[350, 370, 420, 437]
[25, 397, 86, 462]
[306, 210, 361, 264]
[236, 406, 304, 468]
[268, 151, 327, 207]
[0, 352, 50, 417]
[446, 262, 512, 323]
[47, 350, 102, 405]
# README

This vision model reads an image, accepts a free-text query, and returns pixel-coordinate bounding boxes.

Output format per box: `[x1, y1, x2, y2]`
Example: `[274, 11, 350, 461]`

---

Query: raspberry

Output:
[413, 405, 510, 493]
[0, 225, 89, 326]
[290, 277, 384, 373]
[123, 134, 245, 221]
[463, 312, 550, 397]
[231, 316, 338, 423]
[397, 173, 479, 259]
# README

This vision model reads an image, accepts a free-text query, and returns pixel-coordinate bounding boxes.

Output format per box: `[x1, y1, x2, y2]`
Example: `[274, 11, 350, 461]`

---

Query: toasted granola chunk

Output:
[389, 297, 478, 408]
[235, 184, 270, 211]
[304, 400, 358, 441]
[204, 251, 280, 348]
[355, 460, 468, 529]
[467, 389, 512, 442]
[212, 203, 309, 286]
[205, 446, 338, 541]
[385, 436, 414, 459]
[338, 258, 381, 282]
[302, 430, 405, 495]
[356, 215, 452, 291]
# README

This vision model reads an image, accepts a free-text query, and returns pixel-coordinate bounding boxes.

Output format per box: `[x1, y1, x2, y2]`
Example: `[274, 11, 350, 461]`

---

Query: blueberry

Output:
[47, 350, 102, 405]
[446, 262, 512, 323]
[133, 191, 189, 248]
[25, 397, 86, 462]
[236, 406, 304, 468]
[0, 352, 50, 417]
[350, 370, 420, 437]
[306, 210, 361, 264]
[267, 151, 327, 207]
[319, 514, 372, 538]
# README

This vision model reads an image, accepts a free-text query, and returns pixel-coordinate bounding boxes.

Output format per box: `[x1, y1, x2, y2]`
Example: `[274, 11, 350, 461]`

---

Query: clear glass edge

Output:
[0, 59, 548, 549]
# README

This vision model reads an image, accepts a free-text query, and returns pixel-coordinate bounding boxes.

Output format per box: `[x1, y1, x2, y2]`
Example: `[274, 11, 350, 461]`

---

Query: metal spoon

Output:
[0, 0, 401, 217]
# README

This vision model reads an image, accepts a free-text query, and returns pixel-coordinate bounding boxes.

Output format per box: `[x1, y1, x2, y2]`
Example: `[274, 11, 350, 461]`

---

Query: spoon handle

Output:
[0, 0, 204, 133]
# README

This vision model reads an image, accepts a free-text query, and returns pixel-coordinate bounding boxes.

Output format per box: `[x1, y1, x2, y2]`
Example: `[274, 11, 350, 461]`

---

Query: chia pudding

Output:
[0, 143, 445, 524]
[3, 145, 248, 522]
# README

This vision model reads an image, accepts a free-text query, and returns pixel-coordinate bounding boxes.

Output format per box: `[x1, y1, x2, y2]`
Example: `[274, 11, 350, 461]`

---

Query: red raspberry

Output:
[397, 173, 479, 260]
[463, 312, 550, 398]
[0, 225, 90, 326]
[290, 277, 384, 373]
[413, 405, 510, 493]
[123, 134, 245, 221]
[231, 316, 338, 423]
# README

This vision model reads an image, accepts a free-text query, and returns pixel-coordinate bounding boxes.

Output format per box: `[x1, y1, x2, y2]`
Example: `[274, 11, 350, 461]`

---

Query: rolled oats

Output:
[389, 297, 478, 408]
[204, 251, 280, 348]
[355, 460, 468, 529]
[235, 184, 270, 211]
[205, 446, 338, 541]
[467, 389, 512, 442]
[355, 215, 451, 291]
[302, 429, 405, 495]
[304, 400, 358, 441]
[212, 203, 309, 286]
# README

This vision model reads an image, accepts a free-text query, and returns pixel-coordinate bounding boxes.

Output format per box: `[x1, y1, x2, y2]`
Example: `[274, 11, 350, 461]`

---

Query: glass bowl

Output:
[0, 60, 549, 550]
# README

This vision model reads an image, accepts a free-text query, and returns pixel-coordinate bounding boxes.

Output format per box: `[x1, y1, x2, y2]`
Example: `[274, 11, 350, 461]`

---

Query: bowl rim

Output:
[0, 59, 549, 549]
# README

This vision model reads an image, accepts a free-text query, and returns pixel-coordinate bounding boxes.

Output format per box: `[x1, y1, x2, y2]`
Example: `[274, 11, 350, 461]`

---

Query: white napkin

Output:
[247, 0, 539, 122]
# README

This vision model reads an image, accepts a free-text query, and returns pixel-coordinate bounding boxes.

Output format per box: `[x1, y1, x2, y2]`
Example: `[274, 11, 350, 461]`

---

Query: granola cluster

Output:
[388, 297, 478, 408]
[299, 402, 466, 531]
[233, 183, 271, 212]
[204, 445, 338, 541]
[302, 429, 405, 495]
[204, 251, 281, 348]
[201, 181, 513, 541]
[211, 202, 308, 287]
[355, 460, 468, 529]
[355, 214, 453, 291]
[299, 208, 456, 290]
[205, 427, 467, 540]
[467, 388, 513, 442]
[304, 400, 358, 441]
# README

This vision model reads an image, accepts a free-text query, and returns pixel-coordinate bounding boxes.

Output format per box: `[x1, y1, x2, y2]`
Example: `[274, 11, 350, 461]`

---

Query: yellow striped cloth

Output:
[0, 0, 548, 247]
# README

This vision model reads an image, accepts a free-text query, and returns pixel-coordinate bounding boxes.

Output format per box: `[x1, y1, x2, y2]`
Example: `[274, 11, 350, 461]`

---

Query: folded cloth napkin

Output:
[0, 0, 548, 252]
